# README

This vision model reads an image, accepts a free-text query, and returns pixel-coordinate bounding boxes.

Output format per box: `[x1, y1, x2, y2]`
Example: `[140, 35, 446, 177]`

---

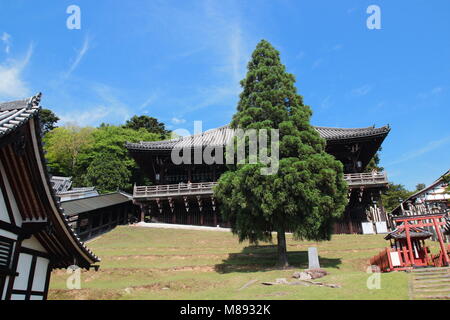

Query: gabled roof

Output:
[385, 225, 432, 240]
[0, 94, 99, 268]
[51, 176, 73, 194]
[61, 192, 132, 216]
[391, 169, 450, 215]
[0, 94, 41, 137]
[126, 124, 390, 151]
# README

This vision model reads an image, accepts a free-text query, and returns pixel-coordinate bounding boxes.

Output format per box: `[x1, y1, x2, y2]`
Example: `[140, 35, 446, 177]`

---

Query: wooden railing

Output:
[133, 172, 388, 199]
[134, 182, 218, 199]
[344, 172, 388, 188]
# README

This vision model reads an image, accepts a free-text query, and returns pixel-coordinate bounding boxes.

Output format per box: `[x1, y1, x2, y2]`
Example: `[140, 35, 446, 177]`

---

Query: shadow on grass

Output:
[214, 245, 341, 273]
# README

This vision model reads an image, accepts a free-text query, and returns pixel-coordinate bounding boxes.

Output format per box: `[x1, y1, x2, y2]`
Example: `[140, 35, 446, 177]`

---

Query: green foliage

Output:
[364, 149, 384, 172]
[76, 125, 160, 192]
[44, 123, 161, 193]
[214, 40, 348, 266]
[381, 183, 413, 212]
[415, 183, 426, 191]
[81, 153, 131, 193]
[123, 115, 170, 138]
[43, 125, 94, 176]
[39, 108, 59, 134]
[443, 173, 450, 193]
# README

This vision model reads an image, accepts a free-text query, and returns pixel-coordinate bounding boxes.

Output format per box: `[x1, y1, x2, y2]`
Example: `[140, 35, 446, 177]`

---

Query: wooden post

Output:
[433, 217, 450, 266]
[404, 223, 415, 266]
[140, 204, 145, 222]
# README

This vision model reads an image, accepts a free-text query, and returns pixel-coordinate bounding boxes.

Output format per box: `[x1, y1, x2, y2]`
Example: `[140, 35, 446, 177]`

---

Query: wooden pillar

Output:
[433, 217, 450, 266]
[212, 196, 217, 226]
[404, 222, 415, 266]
[140, 204, 145, 222]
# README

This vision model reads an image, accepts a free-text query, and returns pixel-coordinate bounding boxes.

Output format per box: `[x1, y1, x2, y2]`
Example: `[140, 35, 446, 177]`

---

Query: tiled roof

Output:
[126, 124, 390, 151]
[314, 125, 390, 140]
[0, 94, 100, 266]
[51, 176, 73, 194]
[0, 93, 41, 137]
[391, 169, 450, 215]
[61, 192, 132, 216]
[385, 225, 432, 240]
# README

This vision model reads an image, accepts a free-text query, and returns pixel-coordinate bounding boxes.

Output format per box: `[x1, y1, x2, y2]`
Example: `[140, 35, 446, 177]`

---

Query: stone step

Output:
[413, 294, 450, 300]
[413, 272, 450, 278]
[411, 267, 450, 273]
[413, 270, 450, 275]
[413, 278, 450, 284]
[413, 282, 450, 289]
[414, 287, 450, 293]
[414, 273, 450, 280]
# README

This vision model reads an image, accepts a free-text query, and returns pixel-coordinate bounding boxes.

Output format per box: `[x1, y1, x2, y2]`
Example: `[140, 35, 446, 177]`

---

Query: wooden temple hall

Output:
[0, 94, 99, 300]
[126, 124, 391, 234]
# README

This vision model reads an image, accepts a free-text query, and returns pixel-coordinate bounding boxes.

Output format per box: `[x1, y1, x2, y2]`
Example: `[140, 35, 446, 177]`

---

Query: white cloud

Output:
[1, 32, 11, 54]
[331, 44, 343, 51]
[312, 58, 323, 70]
[418, 86, 444, 99]
[59, 106, 110, 127]
[0, 44, 33, 100]
[385, 135, 450, 167]
[140, 92, 160, 110]
[58, 83, 132, 127]
[351, 84, 372, 97]
[151, 1, 252, 118]
[296, 51, 305, 60]
[63, 36, 90, 79]
[171, 117, 186, 124]
[320, 96, 333, 109]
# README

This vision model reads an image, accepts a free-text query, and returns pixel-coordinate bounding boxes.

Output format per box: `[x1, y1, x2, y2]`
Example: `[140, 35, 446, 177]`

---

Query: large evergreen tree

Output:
[39, 108, 59, 134]
[214, 40, 348, 267]
[123, 115, 170, 138]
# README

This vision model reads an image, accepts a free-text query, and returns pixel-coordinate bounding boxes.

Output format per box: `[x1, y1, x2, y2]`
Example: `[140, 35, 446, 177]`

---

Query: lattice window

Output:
[0, 236, 14, 270]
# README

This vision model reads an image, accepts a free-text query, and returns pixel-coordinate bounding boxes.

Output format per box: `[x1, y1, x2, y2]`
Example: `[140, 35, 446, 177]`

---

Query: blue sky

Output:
[0, 0, 449, 190]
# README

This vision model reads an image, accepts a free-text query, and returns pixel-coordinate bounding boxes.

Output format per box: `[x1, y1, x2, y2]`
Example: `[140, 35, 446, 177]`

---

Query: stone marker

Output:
[308, 247, 320, 270]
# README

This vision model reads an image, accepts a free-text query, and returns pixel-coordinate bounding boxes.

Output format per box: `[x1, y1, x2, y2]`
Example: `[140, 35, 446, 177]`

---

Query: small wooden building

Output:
[0, 94, 99, 300]
[51, 176, 99, 202]
[390, 170, 449, 243]
[60, 192, 136, 241]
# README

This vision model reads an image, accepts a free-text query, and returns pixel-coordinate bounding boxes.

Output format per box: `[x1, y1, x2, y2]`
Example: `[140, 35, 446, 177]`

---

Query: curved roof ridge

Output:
[126, 123, 391, 151]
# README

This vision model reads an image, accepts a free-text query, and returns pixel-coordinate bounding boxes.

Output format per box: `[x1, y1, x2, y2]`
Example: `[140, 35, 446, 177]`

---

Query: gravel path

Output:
[133, 222, 232, 232]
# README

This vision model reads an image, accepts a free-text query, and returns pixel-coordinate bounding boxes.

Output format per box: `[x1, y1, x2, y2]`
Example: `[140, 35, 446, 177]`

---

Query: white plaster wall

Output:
[22, 236, 47, 252]
[1, 276, 9, 299]
[0, 229, 17, 240]
[0, 184, 10, 223]
[31, 257, 49, 292]
[13, 253, 32, 291]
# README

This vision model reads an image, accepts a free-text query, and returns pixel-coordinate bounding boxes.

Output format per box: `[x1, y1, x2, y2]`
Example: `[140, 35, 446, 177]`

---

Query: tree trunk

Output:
[276, 228, 289, 268]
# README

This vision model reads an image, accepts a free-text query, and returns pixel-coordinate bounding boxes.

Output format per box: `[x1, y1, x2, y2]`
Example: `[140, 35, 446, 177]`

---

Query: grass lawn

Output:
[48, 226, 411, 300]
